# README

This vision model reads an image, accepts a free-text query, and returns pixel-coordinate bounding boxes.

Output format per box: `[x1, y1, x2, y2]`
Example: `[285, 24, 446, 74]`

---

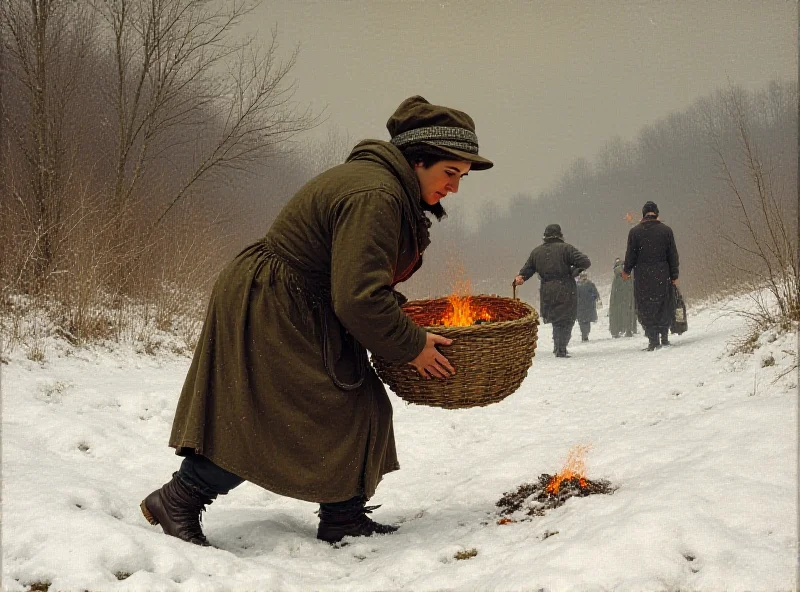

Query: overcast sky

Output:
[239, 0, 797, 220]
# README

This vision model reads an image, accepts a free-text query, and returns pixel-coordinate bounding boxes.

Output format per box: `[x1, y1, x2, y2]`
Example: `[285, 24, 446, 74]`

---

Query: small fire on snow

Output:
[545, 443, 591, 494]
[494, 444, 616, 523]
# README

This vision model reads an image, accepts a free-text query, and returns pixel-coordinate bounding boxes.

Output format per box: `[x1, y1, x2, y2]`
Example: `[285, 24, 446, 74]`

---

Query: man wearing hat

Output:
[622, 201, 680, 351]
[141, 96, 493, 546]
[513, 224, 591, 357]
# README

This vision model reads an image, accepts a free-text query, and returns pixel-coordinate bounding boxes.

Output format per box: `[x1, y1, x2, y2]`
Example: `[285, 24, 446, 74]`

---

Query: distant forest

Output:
[410, 80, 797, 307]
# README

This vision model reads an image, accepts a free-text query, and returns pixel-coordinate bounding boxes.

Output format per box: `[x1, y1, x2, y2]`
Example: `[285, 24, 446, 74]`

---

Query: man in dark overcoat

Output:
[576, 272, 601, 341]
[514, 224, 591, 357]
[623, 201, 680, 350]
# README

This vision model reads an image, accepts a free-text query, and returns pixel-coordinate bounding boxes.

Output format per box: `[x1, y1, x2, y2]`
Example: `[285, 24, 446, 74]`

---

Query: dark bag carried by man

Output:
[670, 285, 688, 335]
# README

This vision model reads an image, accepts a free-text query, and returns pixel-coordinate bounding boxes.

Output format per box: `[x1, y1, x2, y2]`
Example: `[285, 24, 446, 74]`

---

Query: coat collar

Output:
[346, 140, 431, 252]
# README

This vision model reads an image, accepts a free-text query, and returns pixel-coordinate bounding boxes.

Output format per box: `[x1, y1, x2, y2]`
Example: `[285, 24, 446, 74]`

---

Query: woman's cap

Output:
[387, 96, 493, 170]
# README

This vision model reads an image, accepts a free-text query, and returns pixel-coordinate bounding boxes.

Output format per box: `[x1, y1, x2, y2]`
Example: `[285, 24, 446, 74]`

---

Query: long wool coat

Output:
[608, 263, 637, 335]
[576, 279, 600, 323]
[169, 141, 430, 503]
[518, 238, 591, 325]
[623, 218, 679, 329]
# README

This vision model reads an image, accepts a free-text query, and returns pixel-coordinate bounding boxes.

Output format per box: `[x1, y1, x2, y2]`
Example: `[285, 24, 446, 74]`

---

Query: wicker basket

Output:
[371, 295, 539, 409]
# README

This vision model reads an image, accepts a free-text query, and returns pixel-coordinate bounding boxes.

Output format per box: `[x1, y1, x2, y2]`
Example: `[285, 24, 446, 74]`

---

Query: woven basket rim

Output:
[372, 294, 539, 408]
[402, 294, 537, 332]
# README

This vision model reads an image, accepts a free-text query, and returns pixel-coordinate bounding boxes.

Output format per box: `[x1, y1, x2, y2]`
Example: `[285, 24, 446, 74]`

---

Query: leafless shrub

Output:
[701, 82, 799, 329]
[729, 329, 761, 356]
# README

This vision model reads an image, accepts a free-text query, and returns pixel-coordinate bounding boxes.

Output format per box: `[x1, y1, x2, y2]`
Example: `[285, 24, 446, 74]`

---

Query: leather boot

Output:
[317, 496, 399, 544]
[644, 328, 661, 351]
[141, 472, 214, 546]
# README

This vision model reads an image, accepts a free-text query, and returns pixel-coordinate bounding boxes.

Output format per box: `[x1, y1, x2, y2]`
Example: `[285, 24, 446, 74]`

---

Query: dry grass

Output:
[454, 548, 478, 561]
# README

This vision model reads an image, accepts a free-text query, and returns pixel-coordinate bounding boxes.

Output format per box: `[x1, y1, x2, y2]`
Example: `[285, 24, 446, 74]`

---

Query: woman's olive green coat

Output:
[169, 141, 430, 503]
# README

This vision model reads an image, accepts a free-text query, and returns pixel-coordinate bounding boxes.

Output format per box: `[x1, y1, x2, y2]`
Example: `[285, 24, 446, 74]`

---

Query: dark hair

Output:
[399, 143, 451, 221]
[642, 200, 659, 217]
[399, 143, 454, 169]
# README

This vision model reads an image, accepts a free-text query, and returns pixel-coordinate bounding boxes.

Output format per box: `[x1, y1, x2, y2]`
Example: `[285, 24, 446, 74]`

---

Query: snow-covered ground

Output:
[2, 296, 798, 592]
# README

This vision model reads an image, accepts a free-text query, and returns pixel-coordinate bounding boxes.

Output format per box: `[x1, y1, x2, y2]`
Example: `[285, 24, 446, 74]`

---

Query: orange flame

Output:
[440, 279, 492, 327]
[546, 444, 591, 494]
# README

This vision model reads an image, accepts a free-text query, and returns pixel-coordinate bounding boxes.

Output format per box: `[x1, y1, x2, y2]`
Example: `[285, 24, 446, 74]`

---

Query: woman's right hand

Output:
[409, 332, 455, 379]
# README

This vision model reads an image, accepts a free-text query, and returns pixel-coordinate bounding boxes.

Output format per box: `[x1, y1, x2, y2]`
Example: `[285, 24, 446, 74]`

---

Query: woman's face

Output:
[414, 160, 471, 205]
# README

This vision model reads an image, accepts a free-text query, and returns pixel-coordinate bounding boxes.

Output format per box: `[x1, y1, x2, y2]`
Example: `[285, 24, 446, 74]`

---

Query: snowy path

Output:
[2, 298, 797, 591]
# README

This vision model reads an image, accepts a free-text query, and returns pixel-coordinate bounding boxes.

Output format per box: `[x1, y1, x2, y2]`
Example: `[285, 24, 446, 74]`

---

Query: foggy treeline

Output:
[1, 0, 796, 355]
[410, 79, 798, 317]
[0, 0, 339, 352]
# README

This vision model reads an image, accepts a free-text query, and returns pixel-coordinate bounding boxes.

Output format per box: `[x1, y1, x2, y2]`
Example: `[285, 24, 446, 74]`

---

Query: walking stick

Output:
[512, 281, 517, 301]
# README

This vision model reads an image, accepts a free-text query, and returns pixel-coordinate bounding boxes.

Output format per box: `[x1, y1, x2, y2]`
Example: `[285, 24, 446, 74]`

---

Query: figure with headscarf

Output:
[623, 201, 680, 351]
[576, 271, 601, 341]
[609, 257, 637, 338]
[514, 224, 591, 357]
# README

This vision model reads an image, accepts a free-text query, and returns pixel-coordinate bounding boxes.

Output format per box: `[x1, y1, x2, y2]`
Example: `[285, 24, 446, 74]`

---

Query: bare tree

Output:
[0, 0, 96, 289]
[93, 0, 320, 228]
[1, 0, 321, 350]
[702, 83, 799, 326]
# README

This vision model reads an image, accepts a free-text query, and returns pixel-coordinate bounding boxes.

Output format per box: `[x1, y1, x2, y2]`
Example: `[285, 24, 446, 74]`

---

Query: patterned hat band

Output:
[390, 126, 479, 154]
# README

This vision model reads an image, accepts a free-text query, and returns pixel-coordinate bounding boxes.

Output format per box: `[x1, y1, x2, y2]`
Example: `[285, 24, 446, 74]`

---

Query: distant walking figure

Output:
[576, 272, 601, 342]
[514, 224, 591, 358]
[609, 257, 637, 338]
[623, 201, 680, 351]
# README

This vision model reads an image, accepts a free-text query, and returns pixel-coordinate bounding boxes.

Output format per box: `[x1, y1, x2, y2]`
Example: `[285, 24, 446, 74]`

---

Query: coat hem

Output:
[169, 440, 400, 504]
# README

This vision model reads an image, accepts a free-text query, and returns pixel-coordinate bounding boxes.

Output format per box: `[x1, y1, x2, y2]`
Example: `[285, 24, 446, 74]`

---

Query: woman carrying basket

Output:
[140, 96, 494, 546]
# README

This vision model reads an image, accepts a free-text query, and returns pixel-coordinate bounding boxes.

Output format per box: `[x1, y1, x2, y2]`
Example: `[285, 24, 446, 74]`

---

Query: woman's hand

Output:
[513, 275, 525, 286]
[409, 332, 455, 379]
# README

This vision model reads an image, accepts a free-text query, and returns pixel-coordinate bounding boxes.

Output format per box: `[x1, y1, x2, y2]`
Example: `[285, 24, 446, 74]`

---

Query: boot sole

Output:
[140, 500, 159, 526]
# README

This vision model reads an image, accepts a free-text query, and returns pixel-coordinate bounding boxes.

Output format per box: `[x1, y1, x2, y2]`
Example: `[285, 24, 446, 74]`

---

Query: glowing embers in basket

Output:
[435, 279, 492, 327]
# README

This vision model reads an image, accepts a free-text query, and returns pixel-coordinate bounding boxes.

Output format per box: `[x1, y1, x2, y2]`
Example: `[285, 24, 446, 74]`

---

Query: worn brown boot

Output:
[316, 496, 399, 544]
[140, 473, 214, 546]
